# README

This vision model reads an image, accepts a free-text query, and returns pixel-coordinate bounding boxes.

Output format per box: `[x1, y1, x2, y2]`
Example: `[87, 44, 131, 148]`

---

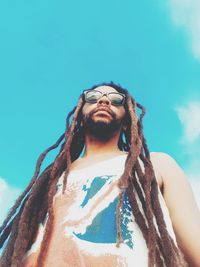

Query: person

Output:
[0, 82, 200, 267]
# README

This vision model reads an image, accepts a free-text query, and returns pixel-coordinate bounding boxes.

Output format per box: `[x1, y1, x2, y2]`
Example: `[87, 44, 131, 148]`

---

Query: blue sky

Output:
[0, 0, 200, 224]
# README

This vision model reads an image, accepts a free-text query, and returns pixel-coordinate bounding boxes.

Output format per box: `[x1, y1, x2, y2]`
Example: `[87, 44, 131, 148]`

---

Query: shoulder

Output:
[149, 151, 181, 177]
[149, 152, 197, 211]
[149, 152, 186, 191]
[148, 152, 169, 190]
[149, 151, 188, 185]
[150, 151, 174, 162]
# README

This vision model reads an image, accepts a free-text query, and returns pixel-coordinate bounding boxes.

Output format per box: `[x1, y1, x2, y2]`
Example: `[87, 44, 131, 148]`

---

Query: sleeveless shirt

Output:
[24, 154, 177, 266]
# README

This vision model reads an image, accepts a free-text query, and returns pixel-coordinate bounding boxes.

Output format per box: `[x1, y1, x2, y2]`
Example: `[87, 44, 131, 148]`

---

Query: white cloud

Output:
[0, 177, 21, 225]
[175, 100, 200, 208]
[167, 0, 200, 59]
[175, 101, 200, 143]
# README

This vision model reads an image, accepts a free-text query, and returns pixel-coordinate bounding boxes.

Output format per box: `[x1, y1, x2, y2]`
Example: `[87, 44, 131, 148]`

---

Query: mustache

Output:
[89, 106, 115, 118]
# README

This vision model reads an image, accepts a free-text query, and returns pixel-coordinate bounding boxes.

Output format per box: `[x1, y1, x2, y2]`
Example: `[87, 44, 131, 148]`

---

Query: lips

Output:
[93, 107, 113, 116]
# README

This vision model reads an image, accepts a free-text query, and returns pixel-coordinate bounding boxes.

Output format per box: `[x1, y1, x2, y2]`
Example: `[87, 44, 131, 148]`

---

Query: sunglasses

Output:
[83, 90, 126, 106]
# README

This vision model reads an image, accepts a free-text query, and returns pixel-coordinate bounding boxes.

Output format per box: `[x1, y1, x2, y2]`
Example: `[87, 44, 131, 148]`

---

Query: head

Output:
[65, 82, 134, 162]
[81, 85, 128, 141]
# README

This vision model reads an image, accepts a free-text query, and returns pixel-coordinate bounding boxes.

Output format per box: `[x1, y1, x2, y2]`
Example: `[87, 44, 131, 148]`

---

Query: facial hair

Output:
[82, 107, 122, 141]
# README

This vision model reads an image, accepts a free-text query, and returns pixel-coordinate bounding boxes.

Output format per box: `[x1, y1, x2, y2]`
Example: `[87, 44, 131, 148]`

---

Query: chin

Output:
[93, 118, 112, 124]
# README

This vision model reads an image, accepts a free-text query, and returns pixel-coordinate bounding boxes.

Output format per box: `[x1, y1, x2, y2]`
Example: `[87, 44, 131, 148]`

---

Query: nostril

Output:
[97, 96, 111, 106]
[99, 99, 110, 106]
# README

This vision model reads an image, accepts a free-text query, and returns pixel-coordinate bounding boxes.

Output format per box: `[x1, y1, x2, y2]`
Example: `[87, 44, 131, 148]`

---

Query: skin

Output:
[22, 86, 200, 267]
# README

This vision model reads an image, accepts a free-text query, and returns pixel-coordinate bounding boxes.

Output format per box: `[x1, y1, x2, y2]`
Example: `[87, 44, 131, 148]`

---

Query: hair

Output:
[0, 82, 188, 267]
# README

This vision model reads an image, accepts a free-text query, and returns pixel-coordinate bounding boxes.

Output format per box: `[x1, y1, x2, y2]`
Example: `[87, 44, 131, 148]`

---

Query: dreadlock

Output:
[0, 82, 188, 267]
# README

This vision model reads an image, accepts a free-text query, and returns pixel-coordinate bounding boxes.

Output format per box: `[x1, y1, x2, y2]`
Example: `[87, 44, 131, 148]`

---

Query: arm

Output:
[154, 152, 200, 267]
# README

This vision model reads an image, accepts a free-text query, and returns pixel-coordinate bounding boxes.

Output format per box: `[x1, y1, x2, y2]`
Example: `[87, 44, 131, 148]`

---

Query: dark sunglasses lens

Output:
[85, 91, 102, 102]
[85, 91, 125, 105]
[109, 93, 124, 105]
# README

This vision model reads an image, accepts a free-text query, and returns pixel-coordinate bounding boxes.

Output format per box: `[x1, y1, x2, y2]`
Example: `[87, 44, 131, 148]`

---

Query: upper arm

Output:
[155, 152, 200, 267]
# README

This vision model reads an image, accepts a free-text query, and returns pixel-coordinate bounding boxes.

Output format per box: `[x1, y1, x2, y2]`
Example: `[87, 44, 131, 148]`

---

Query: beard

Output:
[82, 107, 122, 141]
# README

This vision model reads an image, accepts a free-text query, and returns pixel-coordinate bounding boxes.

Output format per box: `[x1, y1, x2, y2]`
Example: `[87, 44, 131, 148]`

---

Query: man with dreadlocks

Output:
[0, 82, 200, 267]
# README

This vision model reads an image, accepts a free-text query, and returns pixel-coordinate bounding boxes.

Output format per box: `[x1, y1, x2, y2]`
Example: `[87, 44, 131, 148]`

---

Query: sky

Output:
[0, 0, 200, 224]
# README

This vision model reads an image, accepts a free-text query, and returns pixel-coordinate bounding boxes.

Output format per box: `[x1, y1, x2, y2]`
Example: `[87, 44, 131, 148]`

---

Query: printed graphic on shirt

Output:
[73, 175, 134, 249]
[57, 173, 137, 266]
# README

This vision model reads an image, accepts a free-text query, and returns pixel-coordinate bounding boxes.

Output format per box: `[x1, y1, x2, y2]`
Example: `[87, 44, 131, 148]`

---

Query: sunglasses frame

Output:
[83, 90, 126, 106]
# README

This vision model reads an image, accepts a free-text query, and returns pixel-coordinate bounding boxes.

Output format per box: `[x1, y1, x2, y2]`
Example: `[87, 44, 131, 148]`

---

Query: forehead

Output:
[93, 85, 118, 94]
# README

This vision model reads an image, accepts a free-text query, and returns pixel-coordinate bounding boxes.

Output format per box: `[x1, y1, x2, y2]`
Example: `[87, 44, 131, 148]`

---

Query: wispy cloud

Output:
[167, 0, 200, 59]
[175, 100, 200, 208]
[0, 177, 21, 225]
[176, 101, 200, 143]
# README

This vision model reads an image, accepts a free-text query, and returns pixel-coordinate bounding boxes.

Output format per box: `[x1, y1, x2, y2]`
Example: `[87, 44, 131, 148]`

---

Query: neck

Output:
[83, 131, 123, 158]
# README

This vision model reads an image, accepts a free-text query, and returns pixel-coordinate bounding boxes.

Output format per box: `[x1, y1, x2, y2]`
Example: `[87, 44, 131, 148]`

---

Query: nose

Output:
[97, 95, 111, 107]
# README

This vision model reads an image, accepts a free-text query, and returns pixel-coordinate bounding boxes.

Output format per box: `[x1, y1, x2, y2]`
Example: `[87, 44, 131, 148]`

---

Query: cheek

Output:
[115, 107, 126, 120]
[82, 103, 96, 117]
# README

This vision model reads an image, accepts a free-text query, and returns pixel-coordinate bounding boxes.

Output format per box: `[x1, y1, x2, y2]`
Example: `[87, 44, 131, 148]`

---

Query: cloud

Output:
[175, 101, 200, 143]
[167, 0, 200, 59]
[175, 100, 200, 208]
[0, 177, 21, 225]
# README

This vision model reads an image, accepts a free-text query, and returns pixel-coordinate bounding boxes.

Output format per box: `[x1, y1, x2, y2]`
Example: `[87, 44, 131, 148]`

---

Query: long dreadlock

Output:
[0, 82, 188, 267]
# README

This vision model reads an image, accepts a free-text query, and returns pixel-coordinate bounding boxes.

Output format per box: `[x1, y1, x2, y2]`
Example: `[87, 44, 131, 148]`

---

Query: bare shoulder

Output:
[150, 151, 174, 164]
[150, 151, 178, 163]
[149, 152, 199, 216]
[149, 152, 166, 190]
[149, 151, 189, 192]
[149, 151, 189, 185]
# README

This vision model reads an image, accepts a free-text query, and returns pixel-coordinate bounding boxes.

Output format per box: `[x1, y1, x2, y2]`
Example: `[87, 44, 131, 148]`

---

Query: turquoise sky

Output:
[0, 0, 200, 223]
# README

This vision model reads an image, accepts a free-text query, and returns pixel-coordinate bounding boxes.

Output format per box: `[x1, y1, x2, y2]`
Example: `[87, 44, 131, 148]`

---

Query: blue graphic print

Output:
[74, 175, 134, 249]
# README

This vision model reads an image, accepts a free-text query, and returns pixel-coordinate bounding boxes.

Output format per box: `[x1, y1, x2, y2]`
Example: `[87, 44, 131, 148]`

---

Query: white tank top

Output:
[24, 154, 177, 266]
